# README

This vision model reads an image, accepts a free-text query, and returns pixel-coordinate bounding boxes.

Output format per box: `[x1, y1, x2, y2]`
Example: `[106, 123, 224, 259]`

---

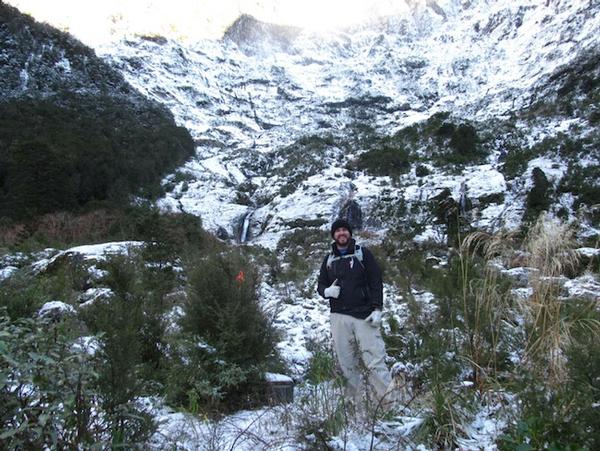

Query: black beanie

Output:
[331, 219, 352, 237]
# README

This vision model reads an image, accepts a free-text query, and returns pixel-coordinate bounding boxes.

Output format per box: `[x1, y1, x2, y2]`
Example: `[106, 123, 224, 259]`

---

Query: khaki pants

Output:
[330, 313, 394, 408]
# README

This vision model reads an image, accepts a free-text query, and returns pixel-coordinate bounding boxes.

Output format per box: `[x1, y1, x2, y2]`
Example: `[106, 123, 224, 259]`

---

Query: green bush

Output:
[415, 164, 431, 177]
[0, 315, 101, 449]
[558, 163, 600, 209]
[354, 145, 411, 176]
[524, 167, 551, 223]
[79, 254, 172, 418]
[0, 259, 88, 320]
[305, 341, 338, 385]
[173, 250, 281, 412]
[431, 120, 486, 166]
[414, 382, 470, 450]
[449, 124, 478, 155]
[499, 380, 596, 451]
[0, 314, 154, 449]
[0, 270, 51, 319]
[163, 332, 260, 414]
[501, 146, 539, 179]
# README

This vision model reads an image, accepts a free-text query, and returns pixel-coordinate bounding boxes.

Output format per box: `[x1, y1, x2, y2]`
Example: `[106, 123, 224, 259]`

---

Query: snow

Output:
[526, 156, 567, 188]
[88, 0, 599, 242]
[577, 247, 600, 258]
[32, 241, 145, 273]
[261, 282, 330, 376]
[4, 1, 600, 449]
[563, 273, 600, 301]
[265, 373, 294, 384]
[413, 225, 446, 245]
[458, 397, 510, 451]
[142, 397, 298, 451]
[71, 336, 101, 355]
[54, 57, 71, 73]
[0, 265, 18, 281]
[78, 288, 114, 306]
[38, 301, 76, 318]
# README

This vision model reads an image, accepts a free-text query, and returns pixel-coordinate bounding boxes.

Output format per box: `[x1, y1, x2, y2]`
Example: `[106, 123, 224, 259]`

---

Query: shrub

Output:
[449, 123, 479, 156]
[296, 382, 349, 449]
[519, 216, 584, 385]
[79, 254, 171, 435]
[183, 251, 276, 364]
[558, 163, 600, 209]
[415, 164, 431, 177]
[524, 167, 551, 223]
[429, 188, 472, 247]
[174, 250, 280, 412]
[305, 341, 338, 385]
[500, 146, 539, 179]
[458, 232, 517, 387]
[499, 274, 600, 450]
[296, 344, 349, 448]
[0, 314, 154, 448]
[500, 361, 599, 451]
[414, 382, 470, 450]
[0, 270, 52, 319]
[0, 315, 102, 449]
[354, 145, 411, 176]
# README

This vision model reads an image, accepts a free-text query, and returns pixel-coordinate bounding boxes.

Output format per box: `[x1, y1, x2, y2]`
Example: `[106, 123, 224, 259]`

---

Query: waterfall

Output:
[240, 210, 253, 243]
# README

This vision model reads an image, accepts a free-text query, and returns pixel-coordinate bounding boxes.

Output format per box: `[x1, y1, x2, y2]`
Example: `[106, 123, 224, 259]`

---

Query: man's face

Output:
[333, 227, 351, 247]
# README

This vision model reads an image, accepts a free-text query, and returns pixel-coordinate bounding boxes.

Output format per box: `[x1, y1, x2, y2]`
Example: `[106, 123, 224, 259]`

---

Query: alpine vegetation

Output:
[1, 0, 599, 449]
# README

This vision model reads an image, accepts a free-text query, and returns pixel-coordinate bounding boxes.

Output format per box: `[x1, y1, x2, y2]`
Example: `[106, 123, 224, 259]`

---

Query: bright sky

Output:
[6, 0, 411, 46]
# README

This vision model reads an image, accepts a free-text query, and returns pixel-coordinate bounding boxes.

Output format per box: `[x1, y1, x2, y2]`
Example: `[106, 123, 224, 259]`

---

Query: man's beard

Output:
[335, 235, 349, 247]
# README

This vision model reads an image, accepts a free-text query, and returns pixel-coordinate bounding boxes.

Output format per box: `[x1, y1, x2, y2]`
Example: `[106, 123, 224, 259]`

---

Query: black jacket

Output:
[317, 239, 383, 319]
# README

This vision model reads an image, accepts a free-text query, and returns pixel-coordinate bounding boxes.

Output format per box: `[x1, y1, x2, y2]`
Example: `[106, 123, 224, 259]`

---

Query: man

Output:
[317, 218, 394, 408]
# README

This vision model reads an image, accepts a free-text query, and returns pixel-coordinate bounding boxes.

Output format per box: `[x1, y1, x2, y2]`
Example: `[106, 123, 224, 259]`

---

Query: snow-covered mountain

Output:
[2, 2, 600, 448]
[94, 0, 599, 246]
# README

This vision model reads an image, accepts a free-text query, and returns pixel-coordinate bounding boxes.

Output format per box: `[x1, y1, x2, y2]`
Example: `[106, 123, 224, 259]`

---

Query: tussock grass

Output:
[458, 229, 516, 389]
[520, 214, 600, 386]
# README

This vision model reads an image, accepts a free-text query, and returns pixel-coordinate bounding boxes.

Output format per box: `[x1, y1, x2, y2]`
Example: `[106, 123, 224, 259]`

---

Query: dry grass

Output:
[457, 215, 600, 388]
[0, 222, 28, 247]
[520, 214, 600, 386]
[458, 229, 516, 389]
[36, 210, 117, 244]
[0, 210, 118, 248]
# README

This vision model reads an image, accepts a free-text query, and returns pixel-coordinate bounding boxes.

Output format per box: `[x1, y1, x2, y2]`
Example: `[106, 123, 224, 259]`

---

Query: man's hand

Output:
[324, 279, 340, 299]
[365, 309, 382, 327]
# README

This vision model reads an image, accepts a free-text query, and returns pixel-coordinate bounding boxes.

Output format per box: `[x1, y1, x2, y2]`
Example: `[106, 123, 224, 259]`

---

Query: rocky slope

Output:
[94, 0, 600, 246]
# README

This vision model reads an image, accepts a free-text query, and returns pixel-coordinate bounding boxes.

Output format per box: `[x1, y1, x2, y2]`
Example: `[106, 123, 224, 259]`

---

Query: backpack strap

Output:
[326, 244, 365, 269]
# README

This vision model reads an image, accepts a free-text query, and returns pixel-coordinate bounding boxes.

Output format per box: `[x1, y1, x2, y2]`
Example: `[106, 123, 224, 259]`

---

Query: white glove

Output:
[365, 309, 382, 327]
[324, 279, 340, 299]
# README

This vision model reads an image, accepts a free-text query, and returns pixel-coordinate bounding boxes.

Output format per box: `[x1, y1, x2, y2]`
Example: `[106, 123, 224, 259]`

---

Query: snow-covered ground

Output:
[2, 0, 599, 448]
[2, 239, 596, 449]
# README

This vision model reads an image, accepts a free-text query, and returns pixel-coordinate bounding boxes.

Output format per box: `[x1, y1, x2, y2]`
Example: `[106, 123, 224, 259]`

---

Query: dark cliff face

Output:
[0, 3, 195, 220]
[222, 14, 301, 55]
